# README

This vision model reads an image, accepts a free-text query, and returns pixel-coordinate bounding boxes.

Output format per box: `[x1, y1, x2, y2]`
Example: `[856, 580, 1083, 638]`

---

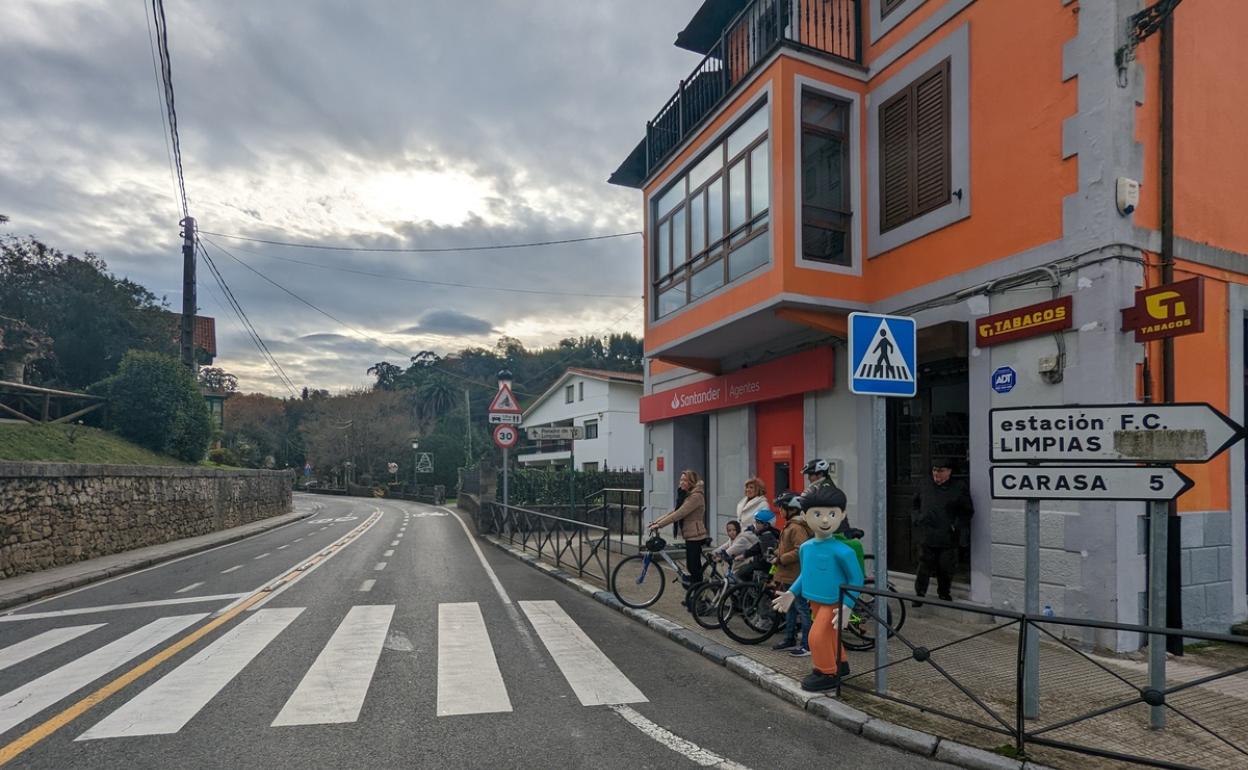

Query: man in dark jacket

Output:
[911, 457, 973, 603]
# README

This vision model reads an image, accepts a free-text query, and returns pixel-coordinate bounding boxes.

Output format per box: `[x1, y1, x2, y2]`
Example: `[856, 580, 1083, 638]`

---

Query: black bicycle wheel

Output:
[688, 579, 724, 629]
[611, 553, 666, 609]
[718, 583, 780, 645]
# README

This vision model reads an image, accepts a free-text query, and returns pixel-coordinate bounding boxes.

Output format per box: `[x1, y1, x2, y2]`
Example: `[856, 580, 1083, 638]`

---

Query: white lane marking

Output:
[443, 507, 511, 605]
[374, 562, 387, 571]
[0, 614, 207, 735]
[358, 580, 376, 592]
[436, 603, 511, 717]
[78, 608, 304, 739]
[293, 538, 304, 543]
[610, 705, 752, 769]
[383, 549, 394, 558]
[277, 545, 289, 550]
[519, 600, 646, 706]
[174, 582, 204, 594]
[390, 541, 399, 546]
[245, 509, 385, 613]
[254, 553, 270, 560]
[0, 624, 105, 672]
[397, 534, 404, 539]
[0, 595, 247, 623]
[272, 605, 394, 726]
[221, 565, 243, 574]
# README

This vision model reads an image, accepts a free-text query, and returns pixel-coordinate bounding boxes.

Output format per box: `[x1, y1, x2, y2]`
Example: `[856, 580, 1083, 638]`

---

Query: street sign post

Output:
[848, 311, 917, 696]
[990, 403, 1246, 464]
[525, 426, 585, 441]
[414, 452, 434, 474]
[989, 465, 1193, 501]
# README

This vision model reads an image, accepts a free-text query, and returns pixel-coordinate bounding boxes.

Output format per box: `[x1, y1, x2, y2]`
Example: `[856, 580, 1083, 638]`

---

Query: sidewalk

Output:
[0, 500, 322, 611]
[485, 535, 1248, 770]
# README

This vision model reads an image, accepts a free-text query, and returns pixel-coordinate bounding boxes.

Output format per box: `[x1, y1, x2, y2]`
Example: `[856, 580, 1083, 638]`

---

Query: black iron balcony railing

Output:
[644, 0, 861, 181]
[517, 439, 574, 456]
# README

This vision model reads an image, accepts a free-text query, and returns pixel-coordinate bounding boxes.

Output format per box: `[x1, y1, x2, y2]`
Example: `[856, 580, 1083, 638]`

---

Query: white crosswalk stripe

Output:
[78, 608, 303, 739]
[0, 614, 206, 735]
[437, 602, 511, 716]
[0, 623, 105, 672]
[0, 600, 647, 738]
[272, 605, 393, 726]
[520, 600, 647, 706]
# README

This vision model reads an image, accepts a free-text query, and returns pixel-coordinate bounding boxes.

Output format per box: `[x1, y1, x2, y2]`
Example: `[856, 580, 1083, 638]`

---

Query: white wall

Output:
[522, 374, 642, 471]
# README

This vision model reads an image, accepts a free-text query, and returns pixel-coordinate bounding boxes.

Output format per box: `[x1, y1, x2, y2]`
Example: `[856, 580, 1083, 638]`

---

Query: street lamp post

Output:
[411, 439, 419, 492]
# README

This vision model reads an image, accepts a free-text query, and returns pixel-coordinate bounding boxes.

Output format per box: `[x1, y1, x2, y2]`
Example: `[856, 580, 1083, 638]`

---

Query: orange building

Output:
[611, 0, 1248, 641]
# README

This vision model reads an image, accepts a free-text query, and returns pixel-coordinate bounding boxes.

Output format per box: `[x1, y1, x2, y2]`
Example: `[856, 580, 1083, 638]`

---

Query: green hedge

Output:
[507, 467, 643, 506]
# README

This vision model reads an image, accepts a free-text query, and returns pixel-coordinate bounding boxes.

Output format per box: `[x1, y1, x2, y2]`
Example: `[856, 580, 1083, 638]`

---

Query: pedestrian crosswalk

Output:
[0, 600, 645, 743]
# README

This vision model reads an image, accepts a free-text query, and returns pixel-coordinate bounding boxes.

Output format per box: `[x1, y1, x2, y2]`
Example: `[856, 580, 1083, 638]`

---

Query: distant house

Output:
[162, 312, 227, 430]
[519, 368, 643, 471]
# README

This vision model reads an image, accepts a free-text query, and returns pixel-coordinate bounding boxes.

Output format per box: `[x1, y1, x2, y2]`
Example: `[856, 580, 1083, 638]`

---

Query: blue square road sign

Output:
[848, 312, 917, 397]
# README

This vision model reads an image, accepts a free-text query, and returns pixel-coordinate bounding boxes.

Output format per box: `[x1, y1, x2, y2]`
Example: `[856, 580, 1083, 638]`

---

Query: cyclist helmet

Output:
[753, 508, 776, 525]
[644, 534, 667, 553]
[801, 458, 831, 477]
[774, 492, 803, 511]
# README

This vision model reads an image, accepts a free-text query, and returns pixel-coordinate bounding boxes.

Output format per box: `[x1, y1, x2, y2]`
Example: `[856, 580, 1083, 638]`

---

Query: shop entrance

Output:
[885, 322, 970, 579]
[756, 394, 805, 496]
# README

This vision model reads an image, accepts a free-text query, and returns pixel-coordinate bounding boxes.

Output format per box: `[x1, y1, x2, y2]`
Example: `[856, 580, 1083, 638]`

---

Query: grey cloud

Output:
[396, 310, 495, 337]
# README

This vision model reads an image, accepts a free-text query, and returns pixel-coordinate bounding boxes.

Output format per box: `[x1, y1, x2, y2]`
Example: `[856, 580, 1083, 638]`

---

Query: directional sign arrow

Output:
[990, 402, 1246, 464]
[990, 465, 1195, 501]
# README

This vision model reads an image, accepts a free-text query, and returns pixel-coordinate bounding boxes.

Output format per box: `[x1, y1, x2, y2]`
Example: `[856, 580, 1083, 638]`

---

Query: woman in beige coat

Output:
[648, 470, 709, 583]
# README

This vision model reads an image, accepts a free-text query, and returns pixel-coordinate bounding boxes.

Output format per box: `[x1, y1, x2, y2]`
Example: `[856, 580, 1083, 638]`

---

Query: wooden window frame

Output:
[878, 58, 951, 233]
[651, 108, 771, 320]
[800, 90, 852, 265]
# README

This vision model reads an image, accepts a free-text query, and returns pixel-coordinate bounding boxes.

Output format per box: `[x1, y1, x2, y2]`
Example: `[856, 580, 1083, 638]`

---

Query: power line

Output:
[198, 229, 641, 254]
[143, 0, 179, 217]
[211, 239, 639, 299]
[197, 242, 298, 395]
[151, 0, 188, 219]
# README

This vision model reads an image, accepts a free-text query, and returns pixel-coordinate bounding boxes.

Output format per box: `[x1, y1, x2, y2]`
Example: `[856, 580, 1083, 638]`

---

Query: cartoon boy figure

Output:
[772, 483, 865, 692]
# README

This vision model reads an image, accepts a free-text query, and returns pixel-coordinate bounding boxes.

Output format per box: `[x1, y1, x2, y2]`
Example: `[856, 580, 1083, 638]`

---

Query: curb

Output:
[482, 534, 1055, 770]
[0, 505, 321, 612]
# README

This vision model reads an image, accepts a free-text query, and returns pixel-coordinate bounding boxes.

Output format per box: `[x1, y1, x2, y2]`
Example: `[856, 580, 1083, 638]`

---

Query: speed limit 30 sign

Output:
[493, 424, 519, 449]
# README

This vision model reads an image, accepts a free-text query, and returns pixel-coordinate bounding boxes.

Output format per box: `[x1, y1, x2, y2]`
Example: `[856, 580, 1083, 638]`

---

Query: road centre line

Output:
[221, 565, 242, 574]
[390, 540, 399, 546]
[0, 509, 384, 765]
[277, 545, 289, 550]
[358, 580, 375, 592]
[383, 550, 394, 557]
[374, 562, 387, 571]
[0, 595, 248, 623]
[174, 582, 204, 594]
[254, 553, 270, 560]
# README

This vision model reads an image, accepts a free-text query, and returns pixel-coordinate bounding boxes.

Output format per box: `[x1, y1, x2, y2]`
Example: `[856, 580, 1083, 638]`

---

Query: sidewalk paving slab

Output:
[0, 503, 321, 611]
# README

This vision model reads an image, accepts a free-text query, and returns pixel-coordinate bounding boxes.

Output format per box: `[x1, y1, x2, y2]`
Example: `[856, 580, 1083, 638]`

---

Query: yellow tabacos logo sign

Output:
[975, 297, 1073, 347]
[1120, 277, 1204, 343]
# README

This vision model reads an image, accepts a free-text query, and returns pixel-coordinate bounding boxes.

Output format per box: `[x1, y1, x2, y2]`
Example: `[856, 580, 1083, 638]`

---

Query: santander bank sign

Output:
[640, 347, 834, 423]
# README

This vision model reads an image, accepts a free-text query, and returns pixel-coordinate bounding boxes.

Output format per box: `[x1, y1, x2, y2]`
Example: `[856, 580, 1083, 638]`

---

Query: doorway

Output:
[885, 322, 970, 578]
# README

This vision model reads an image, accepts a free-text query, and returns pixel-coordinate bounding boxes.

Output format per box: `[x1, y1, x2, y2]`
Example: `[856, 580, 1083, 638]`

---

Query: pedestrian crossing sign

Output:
[848, 312, 917, 397]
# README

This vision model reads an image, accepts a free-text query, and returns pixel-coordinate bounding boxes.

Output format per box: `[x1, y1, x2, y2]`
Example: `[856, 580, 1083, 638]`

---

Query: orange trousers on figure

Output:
[808, 601, 843, 675]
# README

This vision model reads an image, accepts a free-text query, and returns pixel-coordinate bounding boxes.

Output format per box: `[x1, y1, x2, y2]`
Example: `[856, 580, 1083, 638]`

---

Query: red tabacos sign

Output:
[975, 296, 1072, 347]
[1121, 277, 1205, 342]
[640, 346, 833, 423]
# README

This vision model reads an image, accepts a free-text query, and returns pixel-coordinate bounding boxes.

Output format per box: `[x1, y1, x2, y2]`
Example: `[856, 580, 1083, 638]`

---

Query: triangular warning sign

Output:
[854, 318, 914, 383]
[488, 383, 522, 413]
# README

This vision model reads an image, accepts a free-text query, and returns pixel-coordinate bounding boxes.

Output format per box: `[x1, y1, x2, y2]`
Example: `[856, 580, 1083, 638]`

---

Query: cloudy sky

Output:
[1, 1, 703, 394]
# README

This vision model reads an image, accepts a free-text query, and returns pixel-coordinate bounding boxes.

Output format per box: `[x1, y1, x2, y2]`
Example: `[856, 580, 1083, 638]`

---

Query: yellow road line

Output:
[0, 508, 383, 765]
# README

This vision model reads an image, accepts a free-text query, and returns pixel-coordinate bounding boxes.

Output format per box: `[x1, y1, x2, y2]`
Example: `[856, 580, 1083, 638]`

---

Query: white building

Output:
[518, 368, 644, 471]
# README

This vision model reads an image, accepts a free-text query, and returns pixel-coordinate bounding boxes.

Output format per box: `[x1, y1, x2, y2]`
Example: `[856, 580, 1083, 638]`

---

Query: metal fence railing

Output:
[837, 584, 1248, 770]
[476, 502, 612, 582]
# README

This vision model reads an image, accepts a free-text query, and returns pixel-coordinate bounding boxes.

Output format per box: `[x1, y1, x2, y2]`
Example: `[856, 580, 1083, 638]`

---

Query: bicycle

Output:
[841, 554, 907, 651]
[686, 556, 745, 630]
[715, 573, 783, 645]
[611, 536, 721, 609]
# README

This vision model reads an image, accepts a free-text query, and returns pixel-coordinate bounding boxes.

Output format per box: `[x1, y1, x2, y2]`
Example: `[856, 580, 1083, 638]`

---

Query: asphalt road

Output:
[0, 495, 948, 769]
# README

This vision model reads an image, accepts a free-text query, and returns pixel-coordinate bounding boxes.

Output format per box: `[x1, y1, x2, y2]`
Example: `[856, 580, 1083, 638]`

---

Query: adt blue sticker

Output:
[992, 366, 1017, 394]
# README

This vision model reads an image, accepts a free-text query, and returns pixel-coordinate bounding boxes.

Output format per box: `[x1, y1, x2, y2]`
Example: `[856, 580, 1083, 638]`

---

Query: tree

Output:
[223, 392, 286, 468]
[416, 373, 458, 422]
[96, 351, 211, 462]
[367, 361, 403, 390]
[198, 367, 238, 394]
[0, 235, 175, 389]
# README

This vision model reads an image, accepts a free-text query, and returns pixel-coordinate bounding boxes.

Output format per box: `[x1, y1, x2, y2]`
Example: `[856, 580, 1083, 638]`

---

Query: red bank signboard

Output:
[640, 347, 834, 423]
[975, 296, 1073, 347]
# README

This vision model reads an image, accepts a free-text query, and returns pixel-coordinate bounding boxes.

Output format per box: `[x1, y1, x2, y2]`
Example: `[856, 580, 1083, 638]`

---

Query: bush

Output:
[95, 351, 211, 462]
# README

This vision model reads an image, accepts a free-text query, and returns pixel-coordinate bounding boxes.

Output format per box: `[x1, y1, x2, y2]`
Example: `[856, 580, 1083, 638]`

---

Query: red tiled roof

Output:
[566, 367, 643, 383]
[194, 316, 216, 356]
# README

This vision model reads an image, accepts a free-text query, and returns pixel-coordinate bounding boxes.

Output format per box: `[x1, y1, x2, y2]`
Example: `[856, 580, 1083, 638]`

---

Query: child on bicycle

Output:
[733, 509, 780, 584]
[708, 520, 741, 562]
[770, 492, 812, 656]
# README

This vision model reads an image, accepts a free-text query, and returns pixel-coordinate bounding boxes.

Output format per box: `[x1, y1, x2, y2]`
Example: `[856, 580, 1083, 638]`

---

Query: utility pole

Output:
[180, 216, 196, 369]
[464, 389, 473, 465]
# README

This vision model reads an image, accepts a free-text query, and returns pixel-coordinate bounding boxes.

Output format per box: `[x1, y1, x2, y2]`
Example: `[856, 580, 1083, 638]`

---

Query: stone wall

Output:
[0, 462, 293, 579]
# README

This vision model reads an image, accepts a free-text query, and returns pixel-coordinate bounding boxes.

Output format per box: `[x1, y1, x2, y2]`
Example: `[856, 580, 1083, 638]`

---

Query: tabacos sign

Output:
[640, 346, 833, 423]
[975, 297, 1072, 347]
[1120, 276, 1204, 342]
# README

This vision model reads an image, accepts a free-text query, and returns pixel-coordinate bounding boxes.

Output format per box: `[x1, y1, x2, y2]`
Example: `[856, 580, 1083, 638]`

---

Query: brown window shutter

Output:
[913, 60, 951, 217]
[879, 89, 912, 232]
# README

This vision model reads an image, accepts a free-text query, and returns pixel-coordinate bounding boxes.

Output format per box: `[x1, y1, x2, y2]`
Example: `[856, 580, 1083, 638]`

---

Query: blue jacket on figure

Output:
[789, 536, 864, 609]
